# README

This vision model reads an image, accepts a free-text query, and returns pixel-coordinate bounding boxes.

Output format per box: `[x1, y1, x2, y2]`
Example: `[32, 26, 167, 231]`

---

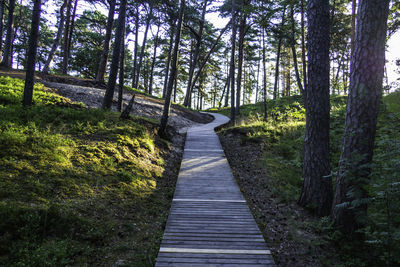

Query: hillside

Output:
[0, 74, 211, 266]
[215, 92, 400, 266]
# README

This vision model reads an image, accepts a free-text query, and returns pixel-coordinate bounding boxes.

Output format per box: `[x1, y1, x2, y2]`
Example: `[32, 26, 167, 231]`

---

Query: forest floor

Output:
[219, 132, 343, 266]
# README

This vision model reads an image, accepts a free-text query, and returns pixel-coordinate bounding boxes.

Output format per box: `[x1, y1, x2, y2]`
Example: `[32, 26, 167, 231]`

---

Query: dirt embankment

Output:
[0, 67, 213, 132]
[219, 132, 342, 267]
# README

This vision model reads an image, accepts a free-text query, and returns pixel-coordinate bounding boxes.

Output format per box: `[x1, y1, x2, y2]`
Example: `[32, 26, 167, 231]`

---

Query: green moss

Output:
[0, 76, 175, 266]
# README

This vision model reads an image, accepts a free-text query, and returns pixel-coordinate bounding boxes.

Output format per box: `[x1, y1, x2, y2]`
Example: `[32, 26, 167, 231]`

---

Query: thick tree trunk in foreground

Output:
[23, 0, 41, 107]
[42, 0, 67, 74]
[96, 0, 116, 82]
[159, 0, 185, 136]
[299, 0, 332, 216]
[102, 0, 126, 110]
[229, 0, 237, 123]
[1, 0, 16, 67]
[331, 0, 390, 234]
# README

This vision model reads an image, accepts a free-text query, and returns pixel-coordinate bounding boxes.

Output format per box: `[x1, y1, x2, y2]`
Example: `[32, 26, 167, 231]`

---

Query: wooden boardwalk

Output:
[155, 113, 275, 266]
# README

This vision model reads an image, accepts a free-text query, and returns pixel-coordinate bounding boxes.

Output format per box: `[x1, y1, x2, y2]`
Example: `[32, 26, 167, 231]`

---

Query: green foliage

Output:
[0, 76, 173, 265]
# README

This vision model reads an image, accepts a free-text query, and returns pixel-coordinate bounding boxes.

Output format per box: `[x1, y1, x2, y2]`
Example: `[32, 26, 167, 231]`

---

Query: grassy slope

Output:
[0, 76, 180, 266]
[213, 92, 400, 266]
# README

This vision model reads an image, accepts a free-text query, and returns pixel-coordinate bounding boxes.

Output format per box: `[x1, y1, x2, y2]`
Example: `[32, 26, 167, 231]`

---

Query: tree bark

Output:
[149, 23, 160, 96]
[117, 23, 125, 112]
[0, 0, 6, 61]
[42, 0, 67, 74]
[331, 0, 390, 234]
[262, 28, 267, 121]
[22, 0, 41, 107]
[183, 0, 207, 107]
[290, 4, 304, 95]
[134, 4, 153, 90]
[229, 0, 237, 122]
[235, 7, 247, 115]
[66, 0, 78, 60]
[131, 8, 139, 88]
[350, 0, 356, 58]
[298, 0, 332, 216]
[96, 0, 116, 82]
[102, 0, 126, 110]
[162, 23, 175, 98]
[301, 0, 307, 94]
[61, 0, 72, 74]
[273, 6, 286, 99]
[159, 0, 185, 136]
[1, 0, 16, 67]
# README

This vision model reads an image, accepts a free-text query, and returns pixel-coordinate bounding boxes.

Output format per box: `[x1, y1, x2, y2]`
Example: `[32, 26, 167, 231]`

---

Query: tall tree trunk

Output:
[159, 0, 185, 136]
[131, 8, 139, 88]
[350, 0, 356, 58]
[218, 76, 229, 108]
[290, 4, 304, 95]
[22, 0, 41, 106]
[235, 8, 246, 115]
[117, 23, 125, 112]
[229, 0, 237, 122]
[102, 0, 126, 110]
[255, 41, 261, 103]
[135, 5, 153, 90]
[42, 0, 67, 74]
[301, 0, 307, 93]
[262, 28, 267, 121]
[298, 0, 332, 216]
[66, 0, 78, 59]
[224, 75, 230, 107]
[96, 0, 116, 82]
[183, 0, 207, 107]
[162, 23, 175, 98]
[0, 0, 6, 61]
[189, 19, 231, 103]
[1, 0, 16, 67]
[149, 23, 160, 96]
[273, 6, 286, 99]
[331, 0, 390, 234]
[61, 0, 72, 74]
[173, 69, 178, 102]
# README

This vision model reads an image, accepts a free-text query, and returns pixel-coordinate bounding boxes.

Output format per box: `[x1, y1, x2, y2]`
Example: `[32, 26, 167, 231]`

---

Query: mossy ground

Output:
[214, 92, 400, 266]
[0, 76, 181, 266]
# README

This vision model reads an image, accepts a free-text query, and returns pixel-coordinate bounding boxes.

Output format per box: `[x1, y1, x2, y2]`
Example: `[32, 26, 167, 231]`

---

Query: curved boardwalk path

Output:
[155, 113, 275, 266]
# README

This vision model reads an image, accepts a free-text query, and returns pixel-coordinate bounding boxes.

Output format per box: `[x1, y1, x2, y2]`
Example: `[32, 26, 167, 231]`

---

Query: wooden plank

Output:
[159, 247, 270, 255]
